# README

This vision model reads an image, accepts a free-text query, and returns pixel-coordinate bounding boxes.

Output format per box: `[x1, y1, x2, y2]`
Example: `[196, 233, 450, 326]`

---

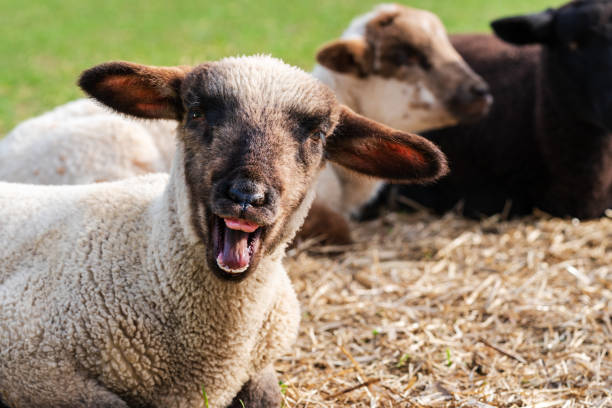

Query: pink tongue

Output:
[224, 218, 259, 233]
[217, 227, 251, 271]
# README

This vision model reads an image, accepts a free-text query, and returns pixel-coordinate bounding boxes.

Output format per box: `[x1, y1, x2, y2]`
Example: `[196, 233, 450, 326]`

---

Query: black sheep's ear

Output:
[492, 9, 555, 45]
[79, 61, 192, 120]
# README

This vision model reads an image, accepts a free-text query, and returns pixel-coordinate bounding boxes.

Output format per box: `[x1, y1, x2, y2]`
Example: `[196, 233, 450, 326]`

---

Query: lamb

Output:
[392, 0, 612, 219]
[0, 56, 447, 407]
[312, 3, 491, 218]
[0, 98, 176, 184]
[0, 4, 489, 244]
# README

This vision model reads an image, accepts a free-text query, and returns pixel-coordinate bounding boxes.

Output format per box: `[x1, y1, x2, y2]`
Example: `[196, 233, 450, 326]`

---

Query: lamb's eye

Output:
[185, 108, 207, 131]
[189, 109, 204, 121]
[311, 129, 326, 143]
[386, 47, 418, 66]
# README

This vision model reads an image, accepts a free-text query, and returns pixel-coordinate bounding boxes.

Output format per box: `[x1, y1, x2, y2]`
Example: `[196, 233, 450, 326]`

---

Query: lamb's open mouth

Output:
[211, 215, 263, 276]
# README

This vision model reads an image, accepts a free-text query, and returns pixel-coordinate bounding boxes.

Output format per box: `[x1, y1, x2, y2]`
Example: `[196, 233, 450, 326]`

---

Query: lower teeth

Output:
[216, 254, 249, 274]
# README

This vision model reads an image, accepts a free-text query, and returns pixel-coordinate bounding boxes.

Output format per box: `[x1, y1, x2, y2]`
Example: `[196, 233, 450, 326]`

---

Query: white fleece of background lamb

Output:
[0, 55, 319, 408]
[0, 98, 176, 184]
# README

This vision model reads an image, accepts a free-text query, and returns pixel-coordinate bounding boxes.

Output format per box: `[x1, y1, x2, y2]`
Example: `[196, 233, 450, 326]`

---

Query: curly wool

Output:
[0, 152, 300, 408]
[0, 98, 175, 185]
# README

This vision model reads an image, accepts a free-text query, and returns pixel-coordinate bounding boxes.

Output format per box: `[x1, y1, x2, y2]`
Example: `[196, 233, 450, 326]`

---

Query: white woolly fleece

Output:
[0, 148, 300, 408]
[0, 98, 176, 184]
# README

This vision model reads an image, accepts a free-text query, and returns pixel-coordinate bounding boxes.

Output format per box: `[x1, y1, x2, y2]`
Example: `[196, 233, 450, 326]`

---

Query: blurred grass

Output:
[0, 0, 563, 134]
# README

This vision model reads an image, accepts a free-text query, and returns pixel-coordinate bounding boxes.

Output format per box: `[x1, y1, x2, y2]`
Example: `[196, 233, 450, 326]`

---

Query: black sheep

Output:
[389, 0, 612, 219]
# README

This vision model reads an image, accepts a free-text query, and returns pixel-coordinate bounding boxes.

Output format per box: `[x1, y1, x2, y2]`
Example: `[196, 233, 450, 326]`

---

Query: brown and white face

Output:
[79, 56, 448, 281]
[316, 4, 492, 132]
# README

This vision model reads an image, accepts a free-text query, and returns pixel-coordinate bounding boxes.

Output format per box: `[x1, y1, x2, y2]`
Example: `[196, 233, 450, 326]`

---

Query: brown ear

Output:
[78, 61, 191, 120]
[325, 106, 448, 183]
[316, 38, 372, 77]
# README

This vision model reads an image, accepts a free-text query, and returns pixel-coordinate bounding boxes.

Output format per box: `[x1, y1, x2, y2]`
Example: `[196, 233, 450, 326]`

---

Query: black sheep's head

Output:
[492, 0, 612, 130]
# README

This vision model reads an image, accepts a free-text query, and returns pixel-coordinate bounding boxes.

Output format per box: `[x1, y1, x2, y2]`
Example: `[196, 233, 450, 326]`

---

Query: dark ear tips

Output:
[78, 62, 137, 96]
[316, 39, 371, 77]
[415, 137, 449, 182]
[77, 61, 189, 120]
[491, 9, 555, 45]
[78, 62, 142, 112]
[384, 130, 449, 183]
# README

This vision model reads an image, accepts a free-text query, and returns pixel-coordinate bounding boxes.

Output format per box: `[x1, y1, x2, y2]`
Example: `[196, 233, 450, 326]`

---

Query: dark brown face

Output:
[178, 63, 336, 281]
[78, 56, 450, 282]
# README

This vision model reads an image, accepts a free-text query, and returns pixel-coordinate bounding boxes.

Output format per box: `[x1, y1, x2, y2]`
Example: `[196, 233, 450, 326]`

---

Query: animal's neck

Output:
[537, 54, 610, 153]
[535, 54, 612, 215]
[312, 64, 360, 112]
[312, 64, 443, 133]
[538, 51, 607, 137]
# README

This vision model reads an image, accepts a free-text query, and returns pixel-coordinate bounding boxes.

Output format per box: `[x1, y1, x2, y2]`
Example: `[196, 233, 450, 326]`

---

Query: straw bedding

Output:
[277, 209, 612, 407]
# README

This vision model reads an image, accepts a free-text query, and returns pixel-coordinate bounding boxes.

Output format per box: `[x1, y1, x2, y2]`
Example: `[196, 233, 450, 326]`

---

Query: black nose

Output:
[470, 83, 490, 99]
[228, 179, 266, 208]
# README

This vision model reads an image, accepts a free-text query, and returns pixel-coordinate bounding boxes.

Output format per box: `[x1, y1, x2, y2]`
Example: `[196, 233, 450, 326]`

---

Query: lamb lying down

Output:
[0, 97, 176, 184]
[0, 56, 447, 408]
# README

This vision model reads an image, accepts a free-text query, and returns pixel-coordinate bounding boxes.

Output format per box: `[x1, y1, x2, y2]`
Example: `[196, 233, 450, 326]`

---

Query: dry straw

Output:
[278, 210, 612, 407]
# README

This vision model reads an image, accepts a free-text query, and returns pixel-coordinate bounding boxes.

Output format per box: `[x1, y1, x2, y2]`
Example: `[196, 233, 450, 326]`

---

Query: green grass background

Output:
[0, 0, 563, 135]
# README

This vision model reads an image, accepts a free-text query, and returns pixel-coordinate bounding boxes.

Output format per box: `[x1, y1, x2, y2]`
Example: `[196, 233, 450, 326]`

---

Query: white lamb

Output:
[0, 56, 447, 407]
[0, 98, 175, 184]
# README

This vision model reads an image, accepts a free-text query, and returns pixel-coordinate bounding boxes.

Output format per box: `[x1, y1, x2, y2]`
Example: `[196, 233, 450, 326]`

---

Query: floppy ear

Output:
[325, 106, 448, 183]
[78, 61, 191, 120]
[491, 9, 555, 45]
[316, 38, 372, 77]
